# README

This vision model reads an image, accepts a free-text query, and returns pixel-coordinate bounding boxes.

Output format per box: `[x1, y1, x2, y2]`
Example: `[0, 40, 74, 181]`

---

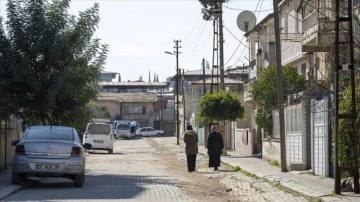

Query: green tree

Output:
[250, 66, 306, 136]
[0, 0, 108, 131]
[197, 91, 244, 123]
[338, 58, 360, 170]
[0, 18, 20, 117]
[199, 0, 229, 8]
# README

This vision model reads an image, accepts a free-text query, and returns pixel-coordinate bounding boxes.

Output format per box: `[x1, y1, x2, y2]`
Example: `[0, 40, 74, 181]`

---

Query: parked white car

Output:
[136, 127, 164, 137]
[83, 123, 114, 153]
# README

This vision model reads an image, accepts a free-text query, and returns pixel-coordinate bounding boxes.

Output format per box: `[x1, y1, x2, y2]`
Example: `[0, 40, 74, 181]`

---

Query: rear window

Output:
[87, 124, 111, 135]
[25, 128, 74, 141]
[116, 124, 129, 130]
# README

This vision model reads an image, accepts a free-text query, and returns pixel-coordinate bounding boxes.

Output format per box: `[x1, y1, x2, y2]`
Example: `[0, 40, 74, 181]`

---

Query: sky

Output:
[0, 0, 274, 82]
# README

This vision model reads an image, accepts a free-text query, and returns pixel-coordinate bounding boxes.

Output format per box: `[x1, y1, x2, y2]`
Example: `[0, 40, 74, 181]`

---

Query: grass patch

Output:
[233, 166, 240, 171]
[274, 182, 318, 201]
[231, 165, 260, 179]
[269, 160, 280, 167]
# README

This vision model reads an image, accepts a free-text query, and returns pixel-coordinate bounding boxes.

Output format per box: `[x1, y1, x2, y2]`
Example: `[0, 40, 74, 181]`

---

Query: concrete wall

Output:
[262, 138, 281, 163]
[194, 126, 205, 146]
[234, 128, 253, 156]
[161, 121, 175, 137]
[96, 100, 119, 118]
[0, 128, 21, 170]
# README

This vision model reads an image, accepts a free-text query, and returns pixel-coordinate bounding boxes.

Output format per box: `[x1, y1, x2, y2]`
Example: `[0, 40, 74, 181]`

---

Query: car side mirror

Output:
[11, 140, 20, 146]
[83, 143, 92, 149]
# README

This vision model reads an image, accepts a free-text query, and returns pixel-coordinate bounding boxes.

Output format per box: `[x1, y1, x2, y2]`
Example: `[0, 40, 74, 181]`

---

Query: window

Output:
[124, 104, 146, 115]
[285, 11, 289, 36]
[26, 128, 74, 141]
[301, 63, 306, 77]
[295, 12, 300, 33]
[88, 124, 111, 135]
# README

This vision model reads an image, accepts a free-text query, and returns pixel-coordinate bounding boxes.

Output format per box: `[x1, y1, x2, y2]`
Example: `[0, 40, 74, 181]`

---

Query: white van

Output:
[83, 123, 114, 153]
[114, 121, 134, 139]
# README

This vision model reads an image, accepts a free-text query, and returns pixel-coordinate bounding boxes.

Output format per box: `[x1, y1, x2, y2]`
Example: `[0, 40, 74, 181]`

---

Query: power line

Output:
[224, 6, 272, 13]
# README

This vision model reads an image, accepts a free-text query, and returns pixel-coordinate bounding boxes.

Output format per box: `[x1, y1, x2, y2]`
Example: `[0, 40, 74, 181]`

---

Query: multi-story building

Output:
[96, 71, 174, 135]
[241, 0, 360, 177]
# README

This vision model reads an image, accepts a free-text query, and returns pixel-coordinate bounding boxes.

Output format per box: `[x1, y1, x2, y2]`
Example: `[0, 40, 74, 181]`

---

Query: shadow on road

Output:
[8, 173, 179, 201]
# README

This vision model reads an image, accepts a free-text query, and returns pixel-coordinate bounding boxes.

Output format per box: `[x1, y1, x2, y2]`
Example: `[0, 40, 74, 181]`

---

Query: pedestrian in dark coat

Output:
[183, 125, 198, 172]
[207, 125, 224, 171]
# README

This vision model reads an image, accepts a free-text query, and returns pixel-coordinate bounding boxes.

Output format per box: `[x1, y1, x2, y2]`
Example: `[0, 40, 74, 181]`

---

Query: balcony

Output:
[302, 10, 348, 52]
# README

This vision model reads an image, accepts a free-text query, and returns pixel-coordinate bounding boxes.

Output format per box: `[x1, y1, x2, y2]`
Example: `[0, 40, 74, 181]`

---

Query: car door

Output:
[140, 128, 148, 136]
[147, 128, 156, 136]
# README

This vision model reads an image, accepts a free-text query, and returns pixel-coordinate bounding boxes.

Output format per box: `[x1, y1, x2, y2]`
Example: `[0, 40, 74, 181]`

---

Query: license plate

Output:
[94, 140, 104, 143]
[36, 164, 60, 170]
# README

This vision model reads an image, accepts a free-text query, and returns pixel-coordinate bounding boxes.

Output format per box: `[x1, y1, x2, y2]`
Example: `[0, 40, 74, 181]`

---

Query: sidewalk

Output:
[189, 139, 360, 202]
[0, 166, 22, 200]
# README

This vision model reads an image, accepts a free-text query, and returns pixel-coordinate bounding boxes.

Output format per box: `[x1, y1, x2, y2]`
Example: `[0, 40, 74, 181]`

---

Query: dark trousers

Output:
[208, 154, 221, 168]
[186, 154, 197, 172]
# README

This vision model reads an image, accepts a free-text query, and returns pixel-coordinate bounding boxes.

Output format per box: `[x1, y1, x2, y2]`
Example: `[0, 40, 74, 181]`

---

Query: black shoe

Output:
[214, 167, 218, 171]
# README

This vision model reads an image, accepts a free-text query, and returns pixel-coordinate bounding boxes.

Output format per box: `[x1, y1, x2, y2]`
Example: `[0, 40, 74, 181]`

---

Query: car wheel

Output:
[109, 149, 113, 154]
[157, 133, 161, 137]
[11, 171, 21, 185]
[74, 171, 85, 187]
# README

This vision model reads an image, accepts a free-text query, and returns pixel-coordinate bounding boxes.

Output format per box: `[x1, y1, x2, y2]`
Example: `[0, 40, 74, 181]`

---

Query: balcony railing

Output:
[302, 9, 348, 52]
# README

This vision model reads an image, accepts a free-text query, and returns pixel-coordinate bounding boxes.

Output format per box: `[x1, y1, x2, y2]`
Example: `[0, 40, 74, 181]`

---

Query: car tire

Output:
[74, 171, 85, 187]
[11, 171, 21, 185]
[109, 149, 113, 154]
[157, 133, 161, 137]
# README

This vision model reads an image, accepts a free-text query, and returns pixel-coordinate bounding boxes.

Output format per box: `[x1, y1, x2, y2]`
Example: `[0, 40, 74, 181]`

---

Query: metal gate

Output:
[285, 104, 303, 165]
[311, 99, 329, 176]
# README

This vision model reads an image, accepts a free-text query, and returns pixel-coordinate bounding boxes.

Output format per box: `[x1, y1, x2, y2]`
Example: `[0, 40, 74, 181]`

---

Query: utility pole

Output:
[165, 40, 181, 145]
[202, 58, 206, 95]
[202, 2, 225, 92]
[218, 2, 225, 91]
[334, 0, 358, 194]
[175, 40, 181, 145]
[182, 69, 186, 133]
[273, 0, 287, 172]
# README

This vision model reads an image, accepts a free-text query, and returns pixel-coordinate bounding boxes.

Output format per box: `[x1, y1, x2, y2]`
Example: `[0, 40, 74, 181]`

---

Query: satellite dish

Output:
[289, 0, 303, 13]
[236, 10, 256, 32]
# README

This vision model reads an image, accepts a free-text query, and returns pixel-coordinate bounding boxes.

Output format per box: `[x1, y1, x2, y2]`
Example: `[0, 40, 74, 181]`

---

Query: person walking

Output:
[183, 125, 198, 172]
[207, 125, 224, 171]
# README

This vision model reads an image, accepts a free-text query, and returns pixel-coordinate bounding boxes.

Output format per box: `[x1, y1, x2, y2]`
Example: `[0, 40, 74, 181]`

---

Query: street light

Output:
[165, 45, 180, 145]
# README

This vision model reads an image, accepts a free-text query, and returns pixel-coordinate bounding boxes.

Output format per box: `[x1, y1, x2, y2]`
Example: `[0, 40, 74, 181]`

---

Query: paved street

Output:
[3, 137, 193, 202]
[2, 136, 321, 202]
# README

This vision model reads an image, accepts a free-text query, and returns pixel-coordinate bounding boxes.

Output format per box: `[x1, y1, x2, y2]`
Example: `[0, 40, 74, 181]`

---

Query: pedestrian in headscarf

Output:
[207, 125, 224, 171]
[183, 125, 198, 172]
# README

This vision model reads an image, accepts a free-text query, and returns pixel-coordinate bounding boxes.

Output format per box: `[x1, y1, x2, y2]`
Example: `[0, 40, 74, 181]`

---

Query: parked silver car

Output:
[11, 125, 92, 187]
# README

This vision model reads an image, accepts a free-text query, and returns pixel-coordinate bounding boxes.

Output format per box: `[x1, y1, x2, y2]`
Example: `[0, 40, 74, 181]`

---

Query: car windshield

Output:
[25, 128, 74, 141]
[116, 124, 129, 130]
[88, 124, 111, 135]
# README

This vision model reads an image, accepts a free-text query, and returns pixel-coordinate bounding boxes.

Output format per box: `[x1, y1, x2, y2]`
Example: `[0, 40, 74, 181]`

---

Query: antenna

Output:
[236, 10, 256, 32]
